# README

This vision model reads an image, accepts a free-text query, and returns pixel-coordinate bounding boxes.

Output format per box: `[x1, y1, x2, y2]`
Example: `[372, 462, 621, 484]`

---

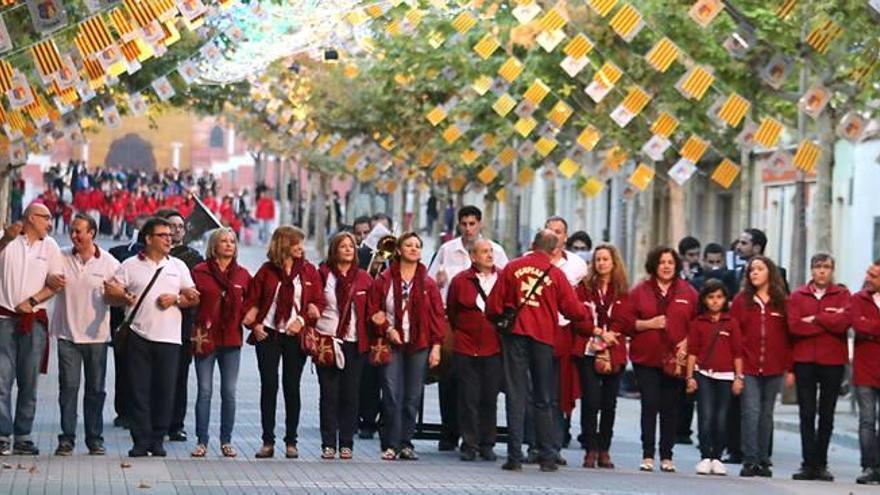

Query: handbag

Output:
[594, 348, 615, 375]
[191, 323, 215, 358]
[493, 267, 550, 335]
[115, 266, 165, 351]
[662, 339, 688, 379]
[369, 336, 392, 366]
[301, 325, 337, 367]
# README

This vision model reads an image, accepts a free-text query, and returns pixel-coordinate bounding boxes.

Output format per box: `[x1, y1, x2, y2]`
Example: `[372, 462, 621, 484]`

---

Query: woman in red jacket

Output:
[731, 255, 790, 478]
[786, 253, 850, 481]
[190, 228, 252, 458]
[242, 226, 326, 459]
[368, 232, 445, 461]
[629, 246, 697, 473]
[574, 244, 631, 470]
[315, 232, 373, 460]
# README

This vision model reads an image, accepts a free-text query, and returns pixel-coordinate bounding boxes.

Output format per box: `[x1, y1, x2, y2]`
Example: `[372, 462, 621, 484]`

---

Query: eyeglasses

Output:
[150, 233, 172, 239]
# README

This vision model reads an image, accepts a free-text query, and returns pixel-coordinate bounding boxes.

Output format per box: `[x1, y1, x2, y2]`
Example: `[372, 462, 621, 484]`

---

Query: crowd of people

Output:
[2, 197, 880, 487]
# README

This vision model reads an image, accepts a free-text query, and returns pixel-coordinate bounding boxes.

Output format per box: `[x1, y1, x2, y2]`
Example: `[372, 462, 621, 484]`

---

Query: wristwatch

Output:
[176, 295, 181, 306]
[27, 296, 38, 307]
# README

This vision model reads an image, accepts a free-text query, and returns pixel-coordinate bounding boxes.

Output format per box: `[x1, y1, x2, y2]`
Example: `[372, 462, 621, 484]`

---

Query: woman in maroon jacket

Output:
[786, 253, 850, 481]
[731, 255, 790, 478]
[368, 232, 445, 461]
[574, 244, 632, 470]
[629, 246, 697, 473]
[190, 228, 252, 458]
[242, 226, 326, 459]
[446, 239, 502, 462]
[315, 232, 373, 460]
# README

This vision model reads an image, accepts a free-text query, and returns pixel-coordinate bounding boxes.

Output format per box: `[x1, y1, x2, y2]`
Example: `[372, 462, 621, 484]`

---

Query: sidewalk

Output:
[774, 397, 861, 451]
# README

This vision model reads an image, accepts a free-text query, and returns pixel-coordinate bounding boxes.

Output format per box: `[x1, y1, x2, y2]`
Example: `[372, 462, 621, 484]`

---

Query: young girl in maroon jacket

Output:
[367, 232, 445, 461]
[685, 279, 743, 476]
[242, 226, 326, 460]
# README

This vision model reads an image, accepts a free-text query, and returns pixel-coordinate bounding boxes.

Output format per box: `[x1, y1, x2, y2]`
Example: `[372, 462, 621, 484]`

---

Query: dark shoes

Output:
[793, 464, 832, 481]
[398, 447, 418, 460]
[437, 439, 457, 452]
[459, 449, 477, 462]
[150, 442, 167, 457]
[597, 451, 615, 469]
[583, 450, 598, 468]
[479, 448, 497, 462]
[167, 430, 187, 442]
[55, 440, 74, 456]
[13, 441, 39, 456]
[501, 460, 522, 472]
[255, 444, 274, 458]
[88, 441, 106, 456]
[524, 451, 540, 464]
[740, 463, 761, 477]
[128, 446, 149, 457]
[0, 440, 10, 456]
[539, 461, 559, 472]
[857, 467, 880, 485]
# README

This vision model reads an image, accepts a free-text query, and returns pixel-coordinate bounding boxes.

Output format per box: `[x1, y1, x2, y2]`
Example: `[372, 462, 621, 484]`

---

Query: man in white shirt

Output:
[51, 213, 120, 456]
[106, 217, 199, 457]
[427, 205, 508, 451]
[0, 203, 65, 456]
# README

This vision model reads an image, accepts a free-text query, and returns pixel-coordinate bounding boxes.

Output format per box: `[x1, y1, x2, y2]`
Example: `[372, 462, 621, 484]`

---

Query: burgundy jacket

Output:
[485, 251, 588, 347]
[786, 283, 851, 366]
[367, 265, 446, 353]
[852, 290, 880, 387]
[687, 313, 743, 374]
[731, 293, 791, 376]
[572, 283, 628, 367]
[191, 260, 252, 348]
[446, 266, 501, 357]
[318, 264, 374, 354]
[243, 261, 326, 331]
[627, 278, 698, 368]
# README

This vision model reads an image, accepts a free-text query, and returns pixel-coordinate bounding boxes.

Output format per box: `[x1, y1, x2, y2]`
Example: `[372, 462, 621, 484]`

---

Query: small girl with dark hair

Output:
[685, 279, 743, 476]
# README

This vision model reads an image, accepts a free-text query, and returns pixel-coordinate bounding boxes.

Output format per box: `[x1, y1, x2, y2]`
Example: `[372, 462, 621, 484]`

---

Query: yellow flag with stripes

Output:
[793, 140, 821, 174]
[776, 0, 796, 19]
[676, 65, 714, 101]
[563, 34, 594, 60]
[580, 177, 605, 198]
[31, 40, 64, 83]
[498, 146, 517, 166]
[587, 0, 617, 17]
[711, 158, 740, 189]
[651, 112, 679, 138]
[539, 7, 566, 33]
[594, 61, 623, 87]
[577, 125, 602, 150]
[451, 11, 477, 33]
[426, 106, 447, 126]
[645, 37, 679, 73]
[681, 134, 710, 163]
[523, 79, 551, 106]
[498, 57, 524, 83]
[514, 116, 538, 138]
[492, 93, 517, 117]
[628, 163, 655, 191]
[518, 166, 535, 186]
[805, 18, 843, 55]
[473, 34, 500, 60]
[477, 166, 498, 185]
[754, 117, 784, 148]
[472, 75, 493, 96]
[548, 100, 573, 128]
[76, 15, 115, 56]
[621, 86, 651, 115]
[609, 3, 644, 42]
[716, 92, 751, 128]
[535, 136, 558, 157]
[442, 125, 462, 144]
[604, 146, 627, 171]
[558, 158, 580, 179]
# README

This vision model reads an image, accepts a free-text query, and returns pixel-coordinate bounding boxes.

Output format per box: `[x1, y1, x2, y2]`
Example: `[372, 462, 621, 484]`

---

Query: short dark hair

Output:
[532, 229, 559, 254]
[810, 252, 835, 268]
[744, 228, 768, 254]
[703, 242, 725, 258]
[644, 246, 684, 277]
[353, 215, 370, 227]
[370, 213, 393, 229]
[458, 205, 482, 222]
[72, 213, 97, 236]
[697, 278, 730, 314]
[544, 216, 569, 234]
[566, 230, 592, 250]
[142, 216, 171, 237]
[678, 236, 701, 255]
[155, 208, 184, 221]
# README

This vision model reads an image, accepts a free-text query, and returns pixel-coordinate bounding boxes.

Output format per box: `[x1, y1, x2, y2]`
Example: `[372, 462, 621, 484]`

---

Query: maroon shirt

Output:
[852, 290, 880, 388]
[627, 278, 698, 368]
[446, 266, 501, 357]
[786, 283, 851, 366]
[731, 293, 791, 376]
[687, 313, 743, 374]
[192, 260, 252, 348]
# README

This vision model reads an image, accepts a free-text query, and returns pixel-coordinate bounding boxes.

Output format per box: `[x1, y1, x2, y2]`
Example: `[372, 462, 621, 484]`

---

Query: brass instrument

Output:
[368, 235, 397, 277]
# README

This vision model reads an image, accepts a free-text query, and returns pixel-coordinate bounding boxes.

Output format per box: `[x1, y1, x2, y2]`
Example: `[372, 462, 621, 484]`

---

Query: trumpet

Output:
[368, 235, 397, 277]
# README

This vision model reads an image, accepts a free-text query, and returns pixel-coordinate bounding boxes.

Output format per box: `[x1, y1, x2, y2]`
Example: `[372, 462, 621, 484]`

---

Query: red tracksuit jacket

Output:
[446, 266, 501, 357]
[627, 278, 697, 368]
[572, 283, 629, 367]
[687, 313, 743, 373]
[786, 283, 851, 366]
[731, 293, 791, 376]
[318, 264, 375, 354]
[852, 289, 880, 388]
[367, 265, 446, 353]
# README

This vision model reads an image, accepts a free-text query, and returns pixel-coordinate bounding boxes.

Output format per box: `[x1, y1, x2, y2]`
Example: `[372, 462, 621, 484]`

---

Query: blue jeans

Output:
[379, 348, 428, 450]
[696, 374, 732, 459]
[57, 339, 108, 446]
[194, 347, 241, 445]
[741, 374, 782, 465]
[0, 319, 47, 442]
[856, 386, 880, 469]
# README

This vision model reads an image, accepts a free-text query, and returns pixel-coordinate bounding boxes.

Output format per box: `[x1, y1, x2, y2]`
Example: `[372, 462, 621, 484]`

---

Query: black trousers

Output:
[677, 382, 696, 439]
[633, 364, 681, 460]
[255, 332, 307, 445]
[316, 343, 365, 449]
[169, 338, 192, 433]
[111, 327, 131, 421]
[127, 332, 180, 449]
[502, 334, 555, 464]
[725, 396, 742, 458]
[439, 371, 460, 445]
[358, 363, 381, 432]
[577, 357, 622, 452]
[455, 354, 502, 453]
[795, 362, 845, 468]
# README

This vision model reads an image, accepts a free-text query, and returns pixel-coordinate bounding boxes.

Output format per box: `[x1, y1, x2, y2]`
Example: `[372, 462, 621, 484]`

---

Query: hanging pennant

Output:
[716, 92, 751, 128]
[497, 57, 524, 83]
[103, 104, 121, 128]
[711, 158, 740, 189]
[576, 125, 602, 151]
[798, 85, 830, 119]
[754, 117, 784, 148]
[604, 146, 627, 171]
[426, 106, 447, 126]
[587, 0, 617, 17]
[836, 111, 867, 142]
[792, 140, 821, 174]
[152, 76, 176, 101]
[558, 158, 580, 179]
[804, 17, 843, 55]
[177, 59, 199, 85]
[514, 116, 538, 137]
[675, 65, 714, 101]
[451, 11, 477, 33]
[31, 39, 64, 85]
[512, 1, 541, 24]
[517, 166, 535, 186]
[472, 75, 493, 96]
[0, 16, 12, 54]
[580, 177, 604, 198]
[442, 124, 462, 144]
[680, 134, 710, 163]
[27, 0, 68, 34]
[668, 158, 697, 186]
[688, 0, 723, 28]
[535, 136, 558, 157]
[609, 3, 644, 42]
[547, 100, 573, 128]
[776, 0, 796, 19]
[560, 34, 593, 77]
[651, 112, 679, 138]
[642, 135, 671, 162]
[585, 61, 622, 103]
[628, 163, 655, 191]
[7, 73, 35, 109]
[523, 79, 550, 106]
[473, 33, 500, 60]
[128, 91, 147, 116]
[645, 37, 679, 73]
[759, 54, 792, 90]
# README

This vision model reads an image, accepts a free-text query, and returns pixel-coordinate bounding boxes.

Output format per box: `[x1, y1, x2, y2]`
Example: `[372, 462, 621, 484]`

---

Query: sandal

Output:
[640, 458, 655, 472]
[321, 447, 336, 459]
[220, 444, 237, 458]
[381, 448, 397, 461]
[660, 459, 676, 473]
[191, 443, 207, 458]
[339, 447, 353, 460]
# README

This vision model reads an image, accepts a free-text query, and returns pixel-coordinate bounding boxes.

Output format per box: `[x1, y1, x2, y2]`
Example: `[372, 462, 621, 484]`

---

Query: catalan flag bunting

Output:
[0, 60, 13, 93]
[580, 177, 604, 197]
[77, 15, 115, 56]
[651, 112, 679, 138]
[31, 40, 64, 81]
[514, 116, 538, 137]
[621, 86, 651, 115]
[678, 66, 715, 101]
[477, 165, 498, 185]
[498, 146, 517, 166]
[523, 79, 551, 106]
[793, 140, 821, 173]
[754, 117, 784, 148]
[681, 135, 710, 163]
[517, 166, 535, 186]
[426, 106, 447, 126]
[535, 136, 558, 157]
[595, 61, 623, 87]
[805, 19, 843, 55]
[711, 158, 741, 189]
[717, 92, 751, 128]
[451, 11, 477, 33]
[609, 3, 644, 42]
[645, 37, 679, 73]
[563, 34, 594, 60]
[473, 34, 500, 60]
[493, 93, 517, 117]
[604, 146, 627, 170]
[558, 158, 580, 179]
[577, 125, 602, 150]
[498, 57, 524, 83]
[587, 0, 618, 17]
[548, 100, 573, 128]
[776, 0, 797, 19]
[628, 163, 655, 191]
[539, 8, 567, 33]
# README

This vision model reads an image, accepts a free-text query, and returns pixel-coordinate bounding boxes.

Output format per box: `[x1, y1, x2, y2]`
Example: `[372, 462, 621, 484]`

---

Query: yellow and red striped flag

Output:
[594, 61, 623, 87]
[31, 40, 64, 82]
[563, 33, 594, 60]
[792, 140, 821, 173]
[609, 3, 643, 42]
[805, 18, 843, 55]
[577, 125, 602, 150]
[711, 158, 740, 189]
[754, 117, 784, 148]
[604, 146, 627, 171]
[442, 125, 462, 144]
[535, 136, 558, 157]
[451, 11, 477, 33]
[539, 7, 566, 33]
[514, 116, 538, 137]
[621, 86, 651, 115]
[473, 34, 500, 60]
[517, 166, 535, 186]
[680, 134, 710, 163]
[651, 112, 679, 138]
[776, 0, 796, 19]
[0, 60, 14, 93]
[426, 106, 447, 126]
[628, 163, 655, 191]
[580, 177, 605, 198]
[645, 37, 679, 73]
[498, 146, 517, 166]
[716, 92, 751, 128]
[492, 93, 517, 117]
[472, 75, 493, 96]
[558, 158, 580, 179]
[477, 166, 498, 185]
[677, 65, 715, 101]
[523, 79, 550, 106]
[548, 100, 573, 128]
[76, 15, 115, 56]
[587, 0, 617, 17]
[498, 57, 524, 83]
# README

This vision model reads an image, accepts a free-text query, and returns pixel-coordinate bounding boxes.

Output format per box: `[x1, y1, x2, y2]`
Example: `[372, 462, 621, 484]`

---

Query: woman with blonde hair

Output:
[190, 228, 252, 458]
[242, 226, 326, 459]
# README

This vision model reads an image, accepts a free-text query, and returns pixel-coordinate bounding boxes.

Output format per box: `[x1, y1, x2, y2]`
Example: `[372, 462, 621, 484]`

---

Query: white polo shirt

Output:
[428, 236, 508, 303]
[114, 254, 195, 344]
[52, 246, 120, 343]
[555, 250, 588, 326]
[0, 234, 63, 313]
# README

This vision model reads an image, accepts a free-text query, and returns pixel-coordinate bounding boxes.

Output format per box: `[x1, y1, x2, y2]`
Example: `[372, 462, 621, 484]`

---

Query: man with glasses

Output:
[156, 209, 204, 443]
[105, 217, 200, 457]
[0, 204, 66, 455]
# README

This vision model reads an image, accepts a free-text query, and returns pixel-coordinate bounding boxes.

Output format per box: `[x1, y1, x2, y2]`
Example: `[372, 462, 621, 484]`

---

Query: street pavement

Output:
[0, 239, 872, 494]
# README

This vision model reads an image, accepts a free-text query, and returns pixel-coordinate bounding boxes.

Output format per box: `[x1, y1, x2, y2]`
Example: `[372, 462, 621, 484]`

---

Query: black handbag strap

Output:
[512, 267, 551, 314]
[470, 277, 488, 302]
[121, 266, 165, 329]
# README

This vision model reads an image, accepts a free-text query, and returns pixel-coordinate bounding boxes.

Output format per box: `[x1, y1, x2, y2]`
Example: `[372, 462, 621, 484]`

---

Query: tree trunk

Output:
[346, 179, 360, 225]
[278, 157, 290, 226]
[302, 169, 313, 238]
[411, 183, 422, 233]
[483, 192, 496, 241]
[503, 160, 519, 255]
[631, 179, 655, 277]
[668, 181, 686, 244]
[789, 62, 809, 288]
[0, 165, 11, 227]
[813, 110, 834, 252]
[252, 151, 266, 186]
[316, 172, 328, 254]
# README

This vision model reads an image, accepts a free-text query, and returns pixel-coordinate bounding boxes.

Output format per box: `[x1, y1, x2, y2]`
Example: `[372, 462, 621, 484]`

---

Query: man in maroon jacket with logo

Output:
[486, 230, 588, 472]
[854, 259, 880, 485]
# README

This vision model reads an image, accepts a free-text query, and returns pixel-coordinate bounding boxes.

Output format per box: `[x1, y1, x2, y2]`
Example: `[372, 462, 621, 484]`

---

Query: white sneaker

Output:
[696, 458, 712, 475]
[710, 459, 727, 475]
